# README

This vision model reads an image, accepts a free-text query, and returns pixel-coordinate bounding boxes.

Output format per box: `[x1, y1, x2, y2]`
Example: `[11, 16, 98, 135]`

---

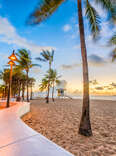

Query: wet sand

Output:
[22, 98, 116, 156]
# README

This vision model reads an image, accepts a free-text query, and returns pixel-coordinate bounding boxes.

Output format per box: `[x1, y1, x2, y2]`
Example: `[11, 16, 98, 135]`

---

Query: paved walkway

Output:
[0, 102, 74, 156]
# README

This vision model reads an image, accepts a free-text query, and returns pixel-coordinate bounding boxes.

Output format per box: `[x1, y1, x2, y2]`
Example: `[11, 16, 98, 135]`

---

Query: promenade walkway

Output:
[0, 102, 74, 156]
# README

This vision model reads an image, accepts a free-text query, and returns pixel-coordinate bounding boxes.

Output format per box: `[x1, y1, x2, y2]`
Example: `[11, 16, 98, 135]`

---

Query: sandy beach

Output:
[22, 98, 116, 156]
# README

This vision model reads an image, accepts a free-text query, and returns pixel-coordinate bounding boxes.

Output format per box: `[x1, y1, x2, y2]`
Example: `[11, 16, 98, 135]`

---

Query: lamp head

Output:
[8, 60, 15, 66]
[8, 50, 17, 61]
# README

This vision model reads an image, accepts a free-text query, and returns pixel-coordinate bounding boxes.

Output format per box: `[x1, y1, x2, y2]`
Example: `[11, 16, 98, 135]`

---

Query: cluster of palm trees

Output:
[36, 50, 61, 103]
[27, 0, 116, 136]
[0, 49, 36, 102]
[0, 48, 60, 103]
[16, 49, 38, 101]
[39, 69, 60, 102]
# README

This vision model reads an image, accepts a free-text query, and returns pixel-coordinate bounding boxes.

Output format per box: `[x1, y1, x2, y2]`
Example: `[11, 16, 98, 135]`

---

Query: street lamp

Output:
[6, 50, 17, 108]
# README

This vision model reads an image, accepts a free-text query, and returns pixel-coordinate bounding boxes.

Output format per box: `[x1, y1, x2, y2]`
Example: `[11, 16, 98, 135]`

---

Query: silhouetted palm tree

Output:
[36, 49, 54, 103]
[28, 0, 116, 136]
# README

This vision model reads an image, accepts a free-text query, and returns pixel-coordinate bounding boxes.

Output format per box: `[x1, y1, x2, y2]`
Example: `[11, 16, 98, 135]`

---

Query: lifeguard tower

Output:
[56, 80, 67, 98]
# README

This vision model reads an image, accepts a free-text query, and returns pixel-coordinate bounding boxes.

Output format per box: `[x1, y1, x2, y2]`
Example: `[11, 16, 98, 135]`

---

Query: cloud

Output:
[0, 16, 53, 53]
[95, 86, 104, 90]
[110, 82, 116, 88]
[103, 86, 113, 90]
[61, 63, 80, 70]
[56, 80, 67, 89]
[88, 54, 107, 66]
[72, 89, 81, 95]
[90, 1, 106, 18]
[90, 79, 99, 85]
[30, 66, 41, 74]
[61, 54, 108, 71]
[63, 24, 72, 32]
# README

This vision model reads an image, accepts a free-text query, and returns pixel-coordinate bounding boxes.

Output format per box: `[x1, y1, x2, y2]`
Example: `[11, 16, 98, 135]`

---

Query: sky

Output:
[0, 0, 116, 95]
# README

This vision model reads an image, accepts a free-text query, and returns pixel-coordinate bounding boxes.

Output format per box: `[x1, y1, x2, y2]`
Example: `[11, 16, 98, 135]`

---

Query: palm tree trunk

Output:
[22, 84, 25, 101]
[77, 0, 92, 136]
[18, 81, 21, 97]
[46, 83, 50, 103]
[5, 85, 7, 98]
[30, 84, 33, 100]
[6, 64, 13, 108]
[52, 82, 55, 102]
[46, 62, 51, 103]
[26, 70, 29, 102]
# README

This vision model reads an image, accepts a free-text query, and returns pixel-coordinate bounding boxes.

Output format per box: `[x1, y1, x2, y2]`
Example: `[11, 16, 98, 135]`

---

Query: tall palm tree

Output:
[28, 0, 116, 136]
[16, 49, 39, 102]
[36, 49, 54, 103]
[45, 69, 60, 102]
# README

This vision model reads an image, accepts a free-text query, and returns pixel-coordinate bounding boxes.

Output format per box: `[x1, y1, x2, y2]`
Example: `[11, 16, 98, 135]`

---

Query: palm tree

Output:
[45, 69, 60, 102]
[0, 85, 6, 99]
[0, 69, 10, 98]
[36, 49, 54, 103]
[16, 49, 39, 102]
[39, 77, 49, 92]
[28, 0, 116, 136]
[12, 67, 24, 97]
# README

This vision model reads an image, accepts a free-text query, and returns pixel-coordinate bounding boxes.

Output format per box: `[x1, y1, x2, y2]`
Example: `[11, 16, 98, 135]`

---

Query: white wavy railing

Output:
[0, 102, 74, 156]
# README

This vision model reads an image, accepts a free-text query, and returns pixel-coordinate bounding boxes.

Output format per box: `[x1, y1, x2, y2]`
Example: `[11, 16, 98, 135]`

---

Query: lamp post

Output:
[6, 50, 17, 108]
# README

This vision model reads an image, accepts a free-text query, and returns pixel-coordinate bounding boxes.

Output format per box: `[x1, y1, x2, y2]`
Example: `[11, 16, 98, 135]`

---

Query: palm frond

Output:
[39, 77, 49, 91]
[31, 64, 41, 68]
[16, 48, 36, 72]
[36, 50, 55, 65]
[41, 50, 50, 60]
[35, 57, 46, 62]
[110, 49, 116, 62]
[109, 33, 116, 45]
[95, 0, 116, 21]
[28, 0, 64, 25]
[85, 0, 101, 38]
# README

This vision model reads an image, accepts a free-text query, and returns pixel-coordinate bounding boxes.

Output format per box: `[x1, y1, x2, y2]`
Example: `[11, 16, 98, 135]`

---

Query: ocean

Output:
[34, 92, 116, 101]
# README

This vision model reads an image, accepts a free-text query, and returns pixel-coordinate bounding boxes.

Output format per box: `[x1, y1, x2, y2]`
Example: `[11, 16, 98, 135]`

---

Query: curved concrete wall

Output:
[0, 102, 74, 156]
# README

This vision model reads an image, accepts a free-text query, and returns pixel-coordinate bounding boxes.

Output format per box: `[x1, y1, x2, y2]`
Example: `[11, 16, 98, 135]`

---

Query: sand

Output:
[22, 98, 116, 156]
